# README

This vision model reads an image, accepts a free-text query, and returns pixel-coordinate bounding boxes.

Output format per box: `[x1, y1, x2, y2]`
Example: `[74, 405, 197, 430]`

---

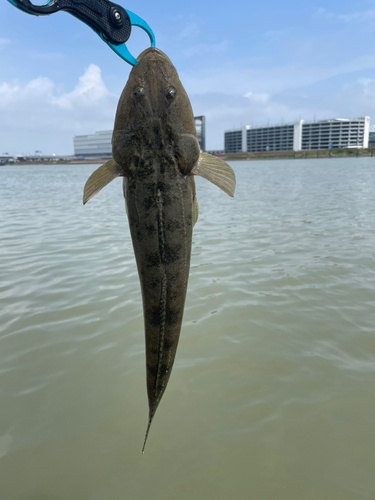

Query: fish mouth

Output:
[137, 47, 173, 65]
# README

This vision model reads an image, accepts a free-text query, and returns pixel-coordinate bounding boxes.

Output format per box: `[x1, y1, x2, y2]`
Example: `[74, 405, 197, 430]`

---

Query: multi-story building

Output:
[74, 130, 112, 158]
[224, 129, 243, 153]
[368, 124, 375, 148]
[74, 116, 206, 157]
[301, 118, 370, 150]
[194, 116, 206, 152]
[224, 117, 370, 153]
[246, 123, 297, 153]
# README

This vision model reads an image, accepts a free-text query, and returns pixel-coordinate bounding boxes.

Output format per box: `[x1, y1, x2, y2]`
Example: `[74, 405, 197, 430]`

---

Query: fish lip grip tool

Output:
[7, 0, 155, 66]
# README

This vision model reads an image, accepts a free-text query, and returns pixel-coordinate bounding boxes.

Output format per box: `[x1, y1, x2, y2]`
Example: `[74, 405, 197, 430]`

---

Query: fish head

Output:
[112, 47, 200, 176]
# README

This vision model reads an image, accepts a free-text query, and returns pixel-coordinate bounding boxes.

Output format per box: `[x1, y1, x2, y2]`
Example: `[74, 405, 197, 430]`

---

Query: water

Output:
[1, 158, 375, 500]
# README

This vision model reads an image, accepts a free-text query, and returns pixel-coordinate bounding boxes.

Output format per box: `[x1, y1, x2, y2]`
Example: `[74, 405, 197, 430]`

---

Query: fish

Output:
[82, 47, 235, 451]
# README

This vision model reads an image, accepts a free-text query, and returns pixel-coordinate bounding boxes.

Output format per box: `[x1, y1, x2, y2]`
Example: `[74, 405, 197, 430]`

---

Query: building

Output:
[368, 125, 375, 148]
[74, 130, 112, 158]
[74, 116, 206, 157]
[194, 116, 206, 152]
[224, 117, 370, 153]
[246, 123, 296, 153]
[224, 129, 243, 154]
[301, 118, 370, 150]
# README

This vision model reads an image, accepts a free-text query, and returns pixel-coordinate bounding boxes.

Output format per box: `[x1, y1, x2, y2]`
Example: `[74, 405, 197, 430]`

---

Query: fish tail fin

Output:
[141, 412, 155, 454]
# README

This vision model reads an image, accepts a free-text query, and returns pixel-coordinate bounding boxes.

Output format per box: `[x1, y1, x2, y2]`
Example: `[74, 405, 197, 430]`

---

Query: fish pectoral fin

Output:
[189, 176, 199, 227]
[83, 160, 123, 205]
[122, 177, 129, 217]
[191, 153, 236, 197]
[193, 193, 199, 227]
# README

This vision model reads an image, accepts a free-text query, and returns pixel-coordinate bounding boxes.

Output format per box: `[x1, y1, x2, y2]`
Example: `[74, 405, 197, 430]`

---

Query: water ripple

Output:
[1, 160, 375, 498]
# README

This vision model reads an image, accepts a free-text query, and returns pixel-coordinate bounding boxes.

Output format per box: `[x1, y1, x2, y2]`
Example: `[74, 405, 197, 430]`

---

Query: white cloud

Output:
[0, 82, 19, 104]
[351, 78, 375, 104]
[189, 69, 375, 150]
[0, 77, 54, 105]
[30, 51, 67, 61]
[3, 55, 375, 155]
[0, 65, 117, 155]
[0, 38, 11, 49]
[178, 23, 200, 39]
[55, 64, 109, 109]
[262, 29, 290, 41]
[181, 61, 325, 98]
[190, 92, 307, 150]
[314, 8, 375, 23]
[244, 92, 269, 103]
[183, 40, 229, 58]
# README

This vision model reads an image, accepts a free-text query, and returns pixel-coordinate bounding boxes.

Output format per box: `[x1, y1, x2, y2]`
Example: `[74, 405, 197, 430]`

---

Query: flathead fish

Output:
[83, 48, 235, 451]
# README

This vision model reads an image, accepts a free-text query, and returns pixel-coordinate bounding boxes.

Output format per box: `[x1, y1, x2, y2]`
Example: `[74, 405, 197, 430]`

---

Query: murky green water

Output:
[1, 158, 375, 500]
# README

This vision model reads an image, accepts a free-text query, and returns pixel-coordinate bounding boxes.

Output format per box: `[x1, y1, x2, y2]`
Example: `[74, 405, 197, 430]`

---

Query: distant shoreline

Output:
[217, 148, 375, 161]
[2, 148, 375, 166]
[0, 158, 107, 166]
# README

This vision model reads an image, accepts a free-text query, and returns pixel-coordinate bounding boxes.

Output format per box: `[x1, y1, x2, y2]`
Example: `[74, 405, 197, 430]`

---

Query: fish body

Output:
[125, 162, 193, 420]
[83, 48, 235, 450]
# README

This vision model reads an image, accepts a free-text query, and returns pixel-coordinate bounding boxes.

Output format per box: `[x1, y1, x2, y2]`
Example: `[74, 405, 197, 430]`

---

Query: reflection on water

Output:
[1, 158, 375, 499]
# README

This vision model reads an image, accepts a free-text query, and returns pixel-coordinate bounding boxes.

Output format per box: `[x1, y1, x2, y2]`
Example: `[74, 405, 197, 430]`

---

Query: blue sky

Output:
[2, 0, 375, 154]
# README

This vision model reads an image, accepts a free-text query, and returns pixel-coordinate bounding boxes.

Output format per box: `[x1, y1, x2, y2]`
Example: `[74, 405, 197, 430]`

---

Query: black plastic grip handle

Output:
[12, 0, 131, 45]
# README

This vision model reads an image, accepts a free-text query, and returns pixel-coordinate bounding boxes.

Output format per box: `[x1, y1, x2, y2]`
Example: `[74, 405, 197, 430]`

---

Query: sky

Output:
[2, 0, 375, 154]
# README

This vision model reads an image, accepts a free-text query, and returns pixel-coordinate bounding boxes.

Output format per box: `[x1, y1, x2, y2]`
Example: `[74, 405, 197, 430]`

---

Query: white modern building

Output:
[74, 130, 112, 158]
[74, 116, 206, 157]
[194, 116, 206, 151]
[365, 124, 375, 147]
[224, 117, 370, 153]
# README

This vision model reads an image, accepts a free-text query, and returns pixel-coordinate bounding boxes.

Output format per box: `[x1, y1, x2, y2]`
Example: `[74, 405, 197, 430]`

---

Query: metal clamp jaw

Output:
[7, 0, 155, 66]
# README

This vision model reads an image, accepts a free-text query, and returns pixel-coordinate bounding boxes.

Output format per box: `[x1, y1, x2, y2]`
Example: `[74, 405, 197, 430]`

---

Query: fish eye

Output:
[133, 87, 145, 97]
[167, 88, 176, 98]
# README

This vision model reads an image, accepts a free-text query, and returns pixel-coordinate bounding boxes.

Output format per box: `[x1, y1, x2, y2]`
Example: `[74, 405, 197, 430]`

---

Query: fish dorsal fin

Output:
[83, 160, 123, 205]
[191, 153, 236, 197]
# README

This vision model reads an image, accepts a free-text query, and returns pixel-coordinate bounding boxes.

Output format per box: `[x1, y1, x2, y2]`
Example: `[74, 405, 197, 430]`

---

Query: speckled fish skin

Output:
[112, 48, 201, 442]
[83, 47, 235, 450]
